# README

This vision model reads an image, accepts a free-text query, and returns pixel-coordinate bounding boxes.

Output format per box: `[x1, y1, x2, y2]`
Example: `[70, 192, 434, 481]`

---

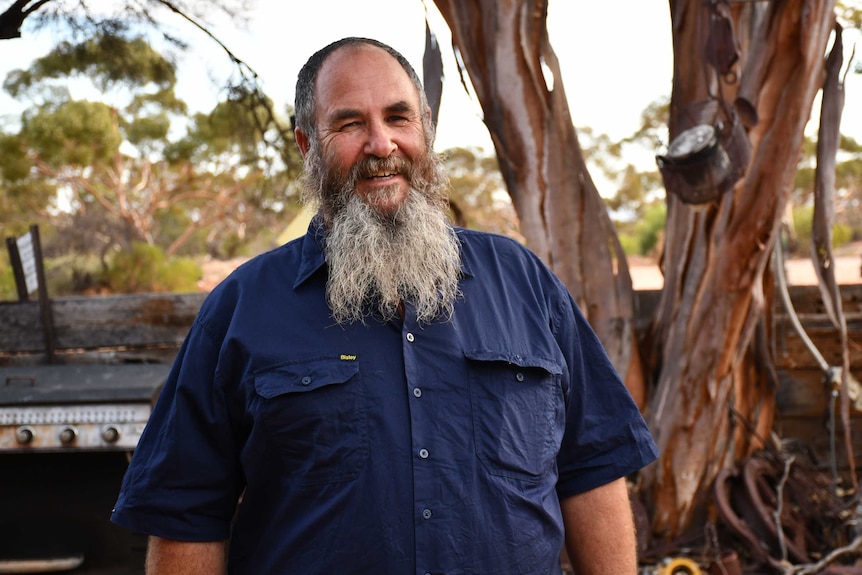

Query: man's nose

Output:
[364, 120, 397, 157]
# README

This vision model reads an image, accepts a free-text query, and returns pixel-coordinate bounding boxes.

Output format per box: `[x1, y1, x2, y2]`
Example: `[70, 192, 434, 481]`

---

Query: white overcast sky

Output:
[0, 0, 859, 154]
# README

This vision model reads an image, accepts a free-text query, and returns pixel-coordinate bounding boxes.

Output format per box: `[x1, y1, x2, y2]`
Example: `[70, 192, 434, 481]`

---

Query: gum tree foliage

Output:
[0, 33, 301, 263]
[579, 99, 669, 257]
[0, 0, 251, 42]
[443, 146, 522, 241]
[0, 0, 293, 165]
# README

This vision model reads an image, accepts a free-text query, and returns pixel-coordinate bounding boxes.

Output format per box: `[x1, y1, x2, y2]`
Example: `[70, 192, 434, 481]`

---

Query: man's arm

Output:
[145, 537, 228, 575]
[560, 477, 638, 575]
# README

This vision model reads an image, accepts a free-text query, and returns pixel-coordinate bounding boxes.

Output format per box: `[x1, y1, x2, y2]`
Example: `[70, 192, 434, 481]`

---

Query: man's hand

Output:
[560, 477, 638, 574]
[145, 537, 227, 575]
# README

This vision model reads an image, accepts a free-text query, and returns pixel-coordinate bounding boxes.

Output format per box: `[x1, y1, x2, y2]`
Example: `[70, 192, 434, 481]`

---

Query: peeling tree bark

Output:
[432, 0, 646, 408]
[642, 0, 837, 538]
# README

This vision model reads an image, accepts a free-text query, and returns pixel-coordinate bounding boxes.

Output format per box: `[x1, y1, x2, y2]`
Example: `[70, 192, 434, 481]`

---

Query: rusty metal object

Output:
[656, 98, 750, 205]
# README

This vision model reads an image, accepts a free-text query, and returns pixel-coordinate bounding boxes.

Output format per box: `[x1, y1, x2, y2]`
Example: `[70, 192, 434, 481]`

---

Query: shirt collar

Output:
[292, 215, 474, 290]
[293, 215, 328, 289]
[454, 229, 474, 279]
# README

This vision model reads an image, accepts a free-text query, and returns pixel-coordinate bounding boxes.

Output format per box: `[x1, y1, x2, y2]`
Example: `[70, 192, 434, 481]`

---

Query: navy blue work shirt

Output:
[112, 219, 658, 574]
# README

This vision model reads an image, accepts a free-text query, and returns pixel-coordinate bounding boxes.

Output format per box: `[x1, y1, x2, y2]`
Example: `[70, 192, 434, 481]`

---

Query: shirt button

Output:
[301, 376, 312, 385]
[422, 508, 432, 520]
[515, 372, 525, 382]
[406, 332, 415, 342]
[413, 388, 422, 398]
[419, 448, 429, 459]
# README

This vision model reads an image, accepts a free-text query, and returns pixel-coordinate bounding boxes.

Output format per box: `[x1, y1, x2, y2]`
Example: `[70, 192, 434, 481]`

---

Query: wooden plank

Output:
[772, 327, 862, 369]
[774, 284, 862, 316]
[0, 293, 206, 353]
[776, 369, 830, 416]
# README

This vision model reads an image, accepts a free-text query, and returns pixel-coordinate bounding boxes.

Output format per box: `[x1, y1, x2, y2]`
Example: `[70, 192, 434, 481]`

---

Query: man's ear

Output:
[295, 128, 310, 158]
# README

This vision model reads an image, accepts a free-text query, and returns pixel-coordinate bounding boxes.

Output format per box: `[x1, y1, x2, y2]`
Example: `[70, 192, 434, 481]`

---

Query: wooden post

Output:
[29, 225, 57, 363]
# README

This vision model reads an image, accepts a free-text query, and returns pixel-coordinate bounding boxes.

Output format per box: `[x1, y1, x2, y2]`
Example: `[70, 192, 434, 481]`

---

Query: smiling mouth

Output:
[354, 156, 410, 183]
[369, 172, 398, 179]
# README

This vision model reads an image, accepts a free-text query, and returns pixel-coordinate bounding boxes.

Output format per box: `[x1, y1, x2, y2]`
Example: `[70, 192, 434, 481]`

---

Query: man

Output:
[111, 37, 658, 574]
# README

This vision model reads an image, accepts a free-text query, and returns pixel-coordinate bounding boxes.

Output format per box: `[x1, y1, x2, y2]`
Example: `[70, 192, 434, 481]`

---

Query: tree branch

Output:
[0, 0, 53, 40]
[155, 0, 297, 167]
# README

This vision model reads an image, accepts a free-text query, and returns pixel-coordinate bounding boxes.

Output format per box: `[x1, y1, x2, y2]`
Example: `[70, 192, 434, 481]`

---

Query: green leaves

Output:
[20, 33, 178, 92]
[0, 31, 304, 279]
[22, 99, 121, 166]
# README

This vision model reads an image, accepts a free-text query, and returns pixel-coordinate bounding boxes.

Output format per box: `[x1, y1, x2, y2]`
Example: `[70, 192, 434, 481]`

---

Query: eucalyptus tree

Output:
[0, 33, 299, 262]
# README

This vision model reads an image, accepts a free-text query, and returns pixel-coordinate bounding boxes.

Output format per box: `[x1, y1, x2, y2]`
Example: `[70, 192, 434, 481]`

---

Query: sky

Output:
[0, 1, 859, 157]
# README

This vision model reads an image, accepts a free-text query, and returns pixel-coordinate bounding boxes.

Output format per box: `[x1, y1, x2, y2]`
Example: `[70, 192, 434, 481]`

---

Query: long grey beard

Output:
[324, 188, 462, 325]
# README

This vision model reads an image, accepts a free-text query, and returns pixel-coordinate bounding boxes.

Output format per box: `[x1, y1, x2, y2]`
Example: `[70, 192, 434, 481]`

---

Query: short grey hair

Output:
[293, 37, 432, 142]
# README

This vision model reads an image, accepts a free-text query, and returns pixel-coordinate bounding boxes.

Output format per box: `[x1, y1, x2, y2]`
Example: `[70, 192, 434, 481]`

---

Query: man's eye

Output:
[389, 116, 409, 124]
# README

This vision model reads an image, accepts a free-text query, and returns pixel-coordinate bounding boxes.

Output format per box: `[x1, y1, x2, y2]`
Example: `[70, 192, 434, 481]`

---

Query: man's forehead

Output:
[321, 43, 394, 72]
[314, 44, 418, 103]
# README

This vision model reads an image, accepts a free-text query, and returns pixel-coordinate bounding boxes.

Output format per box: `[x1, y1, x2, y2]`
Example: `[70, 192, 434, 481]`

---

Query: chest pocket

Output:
[466, 349, 564, 481]
[254, 357, 366, 485]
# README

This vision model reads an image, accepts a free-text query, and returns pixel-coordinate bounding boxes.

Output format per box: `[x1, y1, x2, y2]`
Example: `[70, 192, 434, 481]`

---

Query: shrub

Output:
[618, 234, 640, 256]
[43, 253, 106, 295]
[791, 206, 855, 254]
[633, 203, 666, 257]
[103, 242, 201, 293]
[0, 260, 16, 301]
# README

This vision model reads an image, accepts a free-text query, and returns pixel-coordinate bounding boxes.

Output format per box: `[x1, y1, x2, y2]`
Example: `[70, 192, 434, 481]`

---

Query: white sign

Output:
[16, 231, 38, 294]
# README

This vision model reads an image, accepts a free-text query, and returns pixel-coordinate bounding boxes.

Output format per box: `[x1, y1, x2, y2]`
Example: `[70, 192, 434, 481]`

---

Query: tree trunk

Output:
[642, 0, 837, 538]
[431, 0, 647, 408]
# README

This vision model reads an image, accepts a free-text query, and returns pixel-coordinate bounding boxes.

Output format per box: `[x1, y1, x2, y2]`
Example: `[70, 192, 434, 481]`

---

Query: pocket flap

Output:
[463, 349, 561, 375]
[255, 358, 360, 398]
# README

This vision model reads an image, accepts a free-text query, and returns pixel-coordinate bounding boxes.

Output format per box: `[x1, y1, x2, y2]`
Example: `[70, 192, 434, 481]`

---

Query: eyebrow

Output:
[385, 101, 415, 115]
[327, 100, 417, 124]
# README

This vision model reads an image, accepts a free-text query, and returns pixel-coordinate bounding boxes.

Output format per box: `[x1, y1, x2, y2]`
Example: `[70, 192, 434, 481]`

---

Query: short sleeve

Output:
[553, 290, 658, 500]
[111, 317, 244, 541]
